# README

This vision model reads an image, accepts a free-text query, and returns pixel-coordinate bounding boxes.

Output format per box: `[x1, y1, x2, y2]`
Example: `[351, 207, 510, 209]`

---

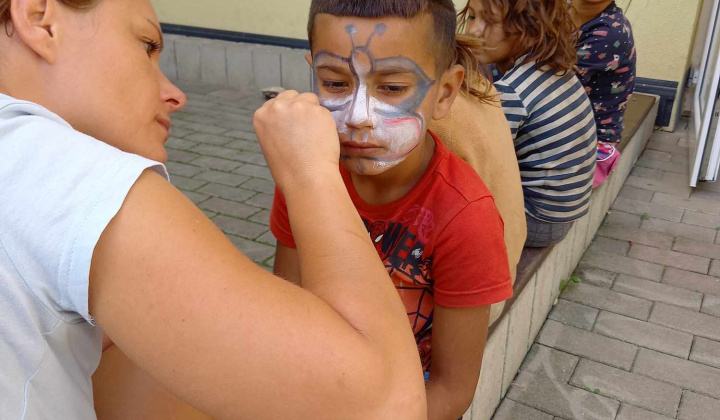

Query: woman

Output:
[0, 0, 426, 418]
[460, 0, 598, 247]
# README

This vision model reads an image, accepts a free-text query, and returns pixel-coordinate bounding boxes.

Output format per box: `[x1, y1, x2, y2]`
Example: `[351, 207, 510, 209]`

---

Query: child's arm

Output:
[274, 243, 302, 286]
[426, 305, 491, 420]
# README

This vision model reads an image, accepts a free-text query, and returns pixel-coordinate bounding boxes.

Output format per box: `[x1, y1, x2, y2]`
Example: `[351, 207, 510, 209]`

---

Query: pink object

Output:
[593, 143, 620, 188]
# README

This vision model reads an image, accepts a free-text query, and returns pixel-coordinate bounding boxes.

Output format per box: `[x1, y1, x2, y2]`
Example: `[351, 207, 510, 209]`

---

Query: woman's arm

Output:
[89, 92, 426, 420]
[273, 243, 302, 286]
[426, 305, 490, 420]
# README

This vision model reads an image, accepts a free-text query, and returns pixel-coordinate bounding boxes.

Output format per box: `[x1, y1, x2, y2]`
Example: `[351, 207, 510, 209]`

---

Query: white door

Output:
[691, 0, 720, 186]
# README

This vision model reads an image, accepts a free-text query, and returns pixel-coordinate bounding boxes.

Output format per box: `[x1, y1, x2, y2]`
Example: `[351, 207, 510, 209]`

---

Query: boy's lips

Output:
[341, 141, 384, 156]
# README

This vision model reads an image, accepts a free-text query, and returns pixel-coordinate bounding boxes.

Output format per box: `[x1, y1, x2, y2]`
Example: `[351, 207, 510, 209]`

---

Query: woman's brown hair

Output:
[458, 0, 578, 74]
[1, 0, 98, 30]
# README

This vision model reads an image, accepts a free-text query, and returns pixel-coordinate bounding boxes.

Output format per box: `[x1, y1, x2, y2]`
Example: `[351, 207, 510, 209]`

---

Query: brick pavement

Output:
[494, 125, 720, 420]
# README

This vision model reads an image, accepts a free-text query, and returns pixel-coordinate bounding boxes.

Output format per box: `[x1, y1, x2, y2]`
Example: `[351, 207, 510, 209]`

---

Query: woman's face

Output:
[4, 0, 186, 162]
[464, 0, 517, 67]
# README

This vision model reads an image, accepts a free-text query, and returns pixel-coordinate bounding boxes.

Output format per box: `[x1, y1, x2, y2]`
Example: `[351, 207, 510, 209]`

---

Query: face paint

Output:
[313, 24, 435, 175]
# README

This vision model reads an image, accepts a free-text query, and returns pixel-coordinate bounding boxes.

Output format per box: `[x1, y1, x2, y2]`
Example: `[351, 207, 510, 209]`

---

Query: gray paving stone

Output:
[615, 404, 674, 420]
[628, 244, 710, 274]
[611, 197, 684, 222]
[224, 139, 263, 153]
[561, 282, 653, 320]
[536, 320, 637, 370]
[196, 183, 256, 203]
[691, 188, 720, 202]
[182, 122, 230, 135]
[641, 218, 717, 243]
[663, 267, 720, 295]
[649, 302, 720, 342]
[595, 225, 674, 249]
[255, 230, 277, 246]
[231, 151, 268, 166]
[602, 210, 642, 229]
[612, 274, 703, 310]
[690, 337, 720, 369]
[248, 209, 270, 226]
[234, 164, 273, 180]
[185, 133, 233, 146]
[588, 237, 630, 256]
[710, 259, 720, 277]
[582, 250, 665, 281]
[618, 185, 655, 202]
[570, 359, 681, 417]
[630, 165, 663, 181]
[673, 237, 720, 260]
[167, 148, 201, 164]
[625, 175, 692, 198]
[634, 349, 720, 399]
[635, 157, 687, 175]
[192, 156, 243, 172]
[213, 215, 268, 240]
[166, 137, 198, 151]
[492, 399, 553, 420]
[519, 344, 580, 383]
[195, 170, 250, 187]
[241, 177, 275, 194]
[226, 234, 276, 262]
[640, 150, 672, 162]
[678, 391, 720, 420]
[646, 135, 680, 152]
[169, 175, 207, 191]
[507, 371, 620, 420]
[179, 190, 210, 205]
[245, 193, 274, 210]
[548, 299, 599, 330]
[199, 197, 261, 219]
[702, 294, 720, 317]
[593, 311, 693, 358]
[167, 162, 204, 178]
[572, 266, 617, 289]
[652, 192, 720, 215]
[682, 210, 720, 230]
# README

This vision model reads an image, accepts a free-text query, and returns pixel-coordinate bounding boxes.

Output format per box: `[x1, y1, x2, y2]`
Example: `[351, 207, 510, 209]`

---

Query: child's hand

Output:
[253, 90, 340, 191]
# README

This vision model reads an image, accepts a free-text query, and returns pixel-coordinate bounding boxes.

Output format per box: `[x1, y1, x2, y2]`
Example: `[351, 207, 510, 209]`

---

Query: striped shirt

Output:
[494, 55, 597, 223]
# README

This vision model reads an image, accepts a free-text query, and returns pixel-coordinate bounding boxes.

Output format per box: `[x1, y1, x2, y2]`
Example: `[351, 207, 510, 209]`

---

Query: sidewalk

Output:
[494, 125, 720, 419]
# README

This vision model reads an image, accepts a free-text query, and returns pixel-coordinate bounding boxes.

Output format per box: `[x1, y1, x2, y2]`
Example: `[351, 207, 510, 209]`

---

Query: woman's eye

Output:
[378, 85, 410, 95]
[142, 39, 161, 57]
[321, 81, 349, 93]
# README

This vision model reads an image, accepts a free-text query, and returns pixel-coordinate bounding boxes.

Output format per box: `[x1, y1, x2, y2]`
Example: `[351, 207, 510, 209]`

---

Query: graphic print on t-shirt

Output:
[363, 204, 436, 370]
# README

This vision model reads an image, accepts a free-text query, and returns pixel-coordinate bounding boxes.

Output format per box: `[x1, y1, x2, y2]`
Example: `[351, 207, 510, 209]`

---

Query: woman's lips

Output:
[156, 118, 171, 137]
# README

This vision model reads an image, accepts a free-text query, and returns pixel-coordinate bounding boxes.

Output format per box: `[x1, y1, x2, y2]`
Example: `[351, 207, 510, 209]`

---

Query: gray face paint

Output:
[313, 23, 435, 174]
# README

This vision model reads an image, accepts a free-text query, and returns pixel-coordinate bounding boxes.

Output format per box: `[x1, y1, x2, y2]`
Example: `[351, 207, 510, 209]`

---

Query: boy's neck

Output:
[350, 132, 436, 206]
[573, 0, 614, 26]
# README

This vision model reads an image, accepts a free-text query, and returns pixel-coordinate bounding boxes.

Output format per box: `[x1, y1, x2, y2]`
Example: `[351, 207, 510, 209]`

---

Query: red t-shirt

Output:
[270, 131, 513, 370]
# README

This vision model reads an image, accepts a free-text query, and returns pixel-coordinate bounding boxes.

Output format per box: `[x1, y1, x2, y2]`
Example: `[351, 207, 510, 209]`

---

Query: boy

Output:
[271, 1, 513, 419]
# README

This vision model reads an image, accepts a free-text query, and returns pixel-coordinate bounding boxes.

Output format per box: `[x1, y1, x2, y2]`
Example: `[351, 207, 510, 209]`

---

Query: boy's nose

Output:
[346, 85, 373, 130]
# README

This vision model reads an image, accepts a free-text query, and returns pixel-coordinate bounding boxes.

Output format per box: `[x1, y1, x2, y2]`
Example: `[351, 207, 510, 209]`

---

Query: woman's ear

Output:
[431, 64, 464, 121]
[10, 0, 60, 64]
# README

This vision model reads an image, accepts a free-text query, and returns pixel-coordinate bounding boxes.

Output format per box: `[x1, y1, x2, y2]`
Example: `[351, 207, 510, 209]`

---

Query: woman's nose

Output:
[159, 71, 187, 113]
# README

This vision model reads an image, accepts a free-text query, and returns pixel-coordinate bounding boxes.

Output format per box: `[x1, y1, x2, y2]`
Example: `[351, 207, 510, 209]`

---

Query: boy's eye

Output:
[377, 85, 410, 95]
[321, 81, 349, 93]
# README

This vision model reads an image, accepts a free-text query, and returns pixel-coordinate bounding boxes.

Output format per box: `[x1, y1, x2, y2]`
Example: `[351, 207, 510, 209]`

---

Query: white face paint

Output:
[313, 24, 435, 175]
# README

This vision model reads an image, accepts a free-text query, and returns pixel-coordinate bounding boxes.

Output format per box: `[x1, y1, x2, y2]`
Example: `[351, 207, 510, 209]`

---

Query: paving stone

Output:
[241, 178, 275, 194]
[582, 250, 665, 281]
[652, 192, 720, 214]
[615, 404, 674, 420]
[588, 237, 629, 256]
[640, 150, 673, 162]
[199, 197, 261, 219]
[548, 299, 599, 330]
[649, 302, 720, 342]
[245, 193, 274, 210]
[224, 139, 263, 153]
[572, 266, 617, 289]
[185, 132, 233, 146]
[710, 259, 720, 277]
[167, 162, 204, 178]
[618, 185, 655, 202]
[561, 282, 653, 320]
[646, 135, 680, 152]
[536, 320, 637, 370]
[569, 359, 681, 417]
[634, 349, 720, 399]
[226, 234, 276, 262]
[179, 190, 210, 205]
[702, 294, 720, 317]
[612, 196, 685, 222]
[663, 267, 720, 295]
[635, 157, 687, 175]
[612, 274, 703, 310]
[231, 151, 268, 166]
[195, 170, 250, 187]
[506, 371, 619, 420]
[682, 210, 720, 230]
[169, 175, 207, 191]
[191, 156, 243, 172]
[248, 209, 270, 226]
[493, 399, 553, 420]
[166, 137, 198, 151]
[593, 311, 693, 358]
[224, 130, 259, 141]
[625, 175, 692, 198]
[182, 122, 230, 135]
[234, 164, 273, 180]
[519, 344, 579, 383]
[678, 391, 720, 420]
[690, 337, 720, 369]
[255, 230, 277, 246]
[630, 165, 663, 181]
[602, 210, 642, 229]
[196, 183, 256, 203]
[213, 216, 268, 240]
[673, 237, 720, 260]
[628, 244, 710, 274]
[595, 225, 673, 249]
[690, 188, 720, 202]
[641, 218, 717, 243]
[167, 148, 201, 163]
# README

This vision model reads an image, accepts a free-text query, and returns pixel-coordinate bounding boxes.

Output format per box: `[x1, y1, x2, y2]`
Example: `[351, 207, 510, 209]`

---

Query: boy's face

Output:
[310, 14, 441, 176]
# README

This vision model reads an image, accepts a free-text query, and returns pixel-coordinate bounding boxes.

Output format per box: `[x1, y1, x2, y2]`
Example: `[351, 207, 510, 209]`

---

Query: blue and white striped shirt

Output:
[495, 55, 597, 223]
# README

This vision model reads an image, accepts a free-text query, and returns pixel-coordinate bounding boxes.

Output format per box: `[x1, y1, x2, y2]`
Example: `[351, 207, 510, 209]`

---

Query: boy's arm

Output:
[426, 305, 490, 420]
[274, 243, 302, 286]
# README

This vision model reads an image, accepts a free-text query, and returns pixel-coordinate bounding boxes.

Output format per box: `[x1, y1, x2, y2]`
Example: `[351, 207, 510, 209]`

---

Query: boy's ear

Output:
[431, 64, 464, 121]
[304, 52, 313, 68]
[10, 0, 61, 64]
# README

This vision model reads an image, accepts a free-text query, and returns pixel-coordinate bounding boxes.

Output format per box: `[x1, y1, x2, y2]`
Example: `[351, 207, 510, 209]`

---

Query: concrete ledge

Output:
[467, 94, 659, 420]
